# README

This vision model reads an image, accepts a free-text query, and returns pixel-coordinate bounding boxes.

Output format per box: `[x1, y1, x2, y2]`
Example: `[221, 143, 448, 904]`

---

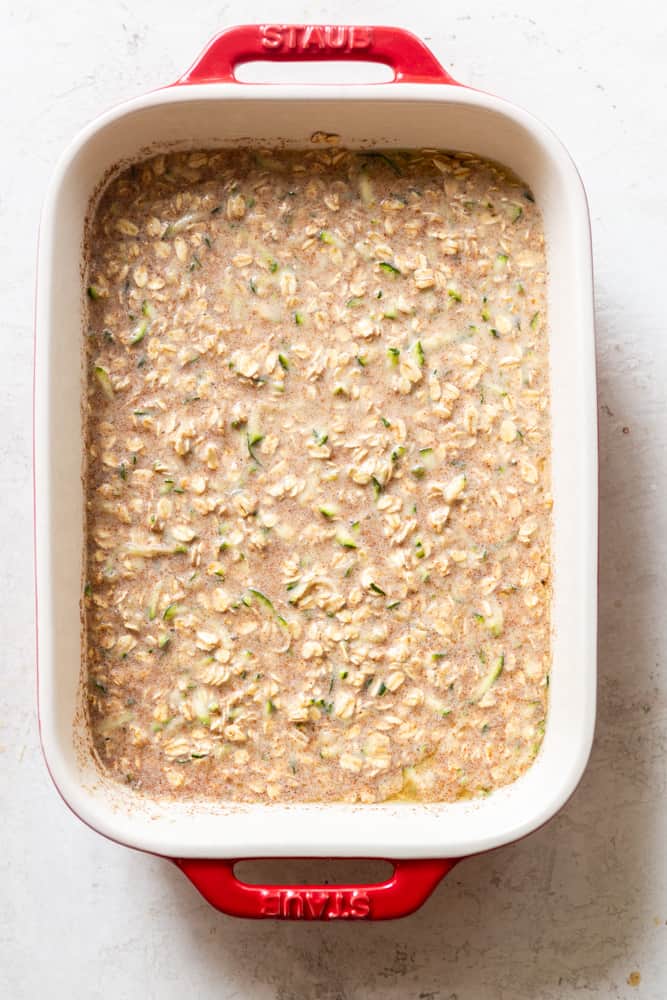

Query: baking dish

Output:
[35, 24, 597, 920]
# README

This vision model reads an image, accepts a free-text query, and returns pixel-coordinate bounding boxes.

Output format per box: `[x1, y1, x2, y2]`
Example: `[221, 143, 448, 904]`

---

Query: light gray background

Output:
[2, 1, 666, 997]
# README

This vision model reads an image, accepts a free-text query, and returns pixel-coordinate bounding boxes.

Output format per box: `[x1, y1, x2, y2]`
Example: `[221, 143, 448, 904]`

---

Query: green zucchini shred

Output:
[93, 366, 114, 401]
[474, 654, 505, 701]
[130, 319, 148, 345]
[413, 340, 425, 366]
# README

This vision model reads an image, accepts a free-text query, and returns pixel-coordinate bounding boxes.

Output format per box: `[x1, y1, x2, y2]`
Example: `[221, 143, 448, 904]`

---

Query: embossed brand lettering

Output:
[260, 24, 374, 54]
[259, 888, 372, 919]
[304, 891, 330, 919]
[260, 25, 283, 48]
[349, 892, 371, 919]
[260, 891, 282, 917]
[283, 893, 304, 919]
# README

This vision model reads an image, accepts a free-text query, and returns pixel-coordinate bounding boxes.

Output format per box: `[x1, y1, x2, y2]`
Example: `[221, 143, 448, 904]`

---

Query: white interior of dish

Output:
[35, 83, 597, 859]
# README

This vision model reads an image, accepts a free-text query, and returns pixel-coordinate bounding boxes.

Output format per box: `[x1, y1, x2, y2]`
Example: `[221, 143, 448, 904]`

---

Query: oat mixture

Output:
[83, 147, 551, 803]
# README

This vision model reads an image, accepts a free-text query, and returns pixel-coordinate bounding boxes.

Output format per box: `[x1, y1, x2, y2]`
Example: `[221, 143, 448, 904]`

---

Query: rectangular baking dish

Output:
[35, 24, 597, 920]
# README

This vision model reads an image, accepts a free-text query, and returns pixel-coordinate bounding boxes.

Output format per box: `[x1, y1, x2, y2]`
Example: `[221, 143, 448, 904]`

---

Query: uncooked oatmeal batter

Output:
[83, 146, 551, 803]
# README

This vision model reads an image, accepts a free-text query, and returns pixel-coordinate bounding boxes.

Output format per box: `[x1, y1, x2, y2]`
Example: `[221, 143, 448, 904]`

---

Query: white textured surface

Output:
[2, 1, 666, 997]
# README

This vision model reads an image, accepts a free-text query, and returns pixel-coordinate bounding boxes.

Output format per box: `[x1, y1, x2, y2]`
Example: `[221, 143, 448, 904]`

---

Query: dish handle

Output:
[174, 857, 459, 920]
[176, 24, 459, 86]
